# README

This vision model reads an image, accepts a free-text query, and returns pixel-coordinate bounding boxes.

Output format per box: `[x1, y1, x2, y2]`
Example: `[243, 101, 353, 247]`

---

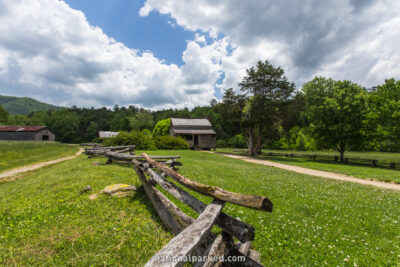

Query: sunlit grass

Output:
[0, 150, 399, 266]
[0, 141, 79, 172]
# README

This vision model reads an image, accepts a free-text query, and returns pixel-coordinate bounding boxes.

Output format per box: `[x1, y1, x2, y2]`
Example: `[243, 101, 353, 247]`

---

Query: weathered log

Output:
[237, 241, 252, 255]
[135, 164, 254, 243]
[152, 186, 194, 228]
[133, 166, 183, 235]
[101, 145, 136, 151]
[223, 246, 264, 267]
[145, 199, 225, 267]
[248, 250, 261, 263]
[142, 153, 273, 212]
[194, 234, 227, 267]
[106, 151, 180, 160]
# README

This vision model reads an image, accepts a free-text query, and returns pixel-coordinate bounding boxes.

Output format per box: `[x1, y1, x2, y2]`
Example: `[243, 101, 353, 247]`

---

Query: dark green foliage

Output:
[240, 60, 295, 155]
[103, 130, 157, 150]
[129, 110, 154, 131]
[368, 79, 400, 151]
[303, 77, 369, 160]
[154, 135, 189, 149]
[0, 95, 64, 115]
[152, 118, 171, 136]
[0, 105, 8, 124]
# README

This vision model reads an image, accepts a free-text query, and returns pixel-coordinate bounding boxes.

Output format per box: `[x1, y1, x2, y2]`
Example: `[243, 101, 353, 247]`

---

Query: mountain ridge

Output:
[0, 95, 65, 115]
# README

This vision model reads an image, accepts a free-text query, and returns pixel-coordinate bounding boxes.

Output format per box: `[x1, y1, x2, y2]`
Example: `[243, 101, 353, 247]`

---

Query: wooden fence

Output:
[86, 145, 272, 266]
[264, 152, 400, 170]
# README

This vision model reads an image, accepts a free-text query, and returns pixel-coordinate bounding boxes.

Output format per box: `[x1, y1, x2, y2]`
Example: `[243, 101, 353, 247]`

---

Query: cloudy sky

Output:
[0, 0, 399, 109]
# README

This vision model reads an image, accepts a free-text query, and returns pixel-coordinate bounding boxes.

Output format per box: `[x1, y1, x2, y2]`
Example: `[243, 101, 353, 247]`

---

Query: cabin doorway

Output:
[194, 135, 198, 146]
[42, 135, 49, 141]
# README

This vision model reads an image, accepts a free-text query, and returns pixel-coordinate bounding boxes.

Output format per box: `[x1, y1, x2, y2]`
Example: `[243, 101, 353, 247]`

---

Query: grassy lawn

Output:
[0, 141, 79, 172]
[218, 148, 400, 183]
[1, 150, 400, 266]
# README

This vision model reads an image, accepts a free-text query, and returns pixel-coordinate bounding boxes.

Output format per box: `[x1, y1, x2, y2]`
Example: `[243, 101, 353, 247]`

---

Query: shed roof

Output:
[172, 129, 216, 135]
[170, 118, 212, 127]
[99, 131, 119, 138]
[0, 126, 48, 132]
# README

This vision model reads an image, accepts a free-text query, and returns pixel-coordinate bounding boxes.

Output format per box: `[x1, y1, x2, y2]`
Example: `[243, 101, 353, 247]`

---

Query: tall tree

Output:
[303, 77, 369, 161]
[240, 60, 295, 155]
[0, 106, 9, 124]
[369, 78, 400, 151]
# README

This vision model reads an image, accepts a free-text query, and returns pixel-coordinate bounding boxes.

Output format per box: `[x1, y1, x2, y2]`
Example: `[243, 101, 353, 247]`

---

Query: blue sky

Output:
[0, 0, 399, 109]
[64, 0, 193, 66]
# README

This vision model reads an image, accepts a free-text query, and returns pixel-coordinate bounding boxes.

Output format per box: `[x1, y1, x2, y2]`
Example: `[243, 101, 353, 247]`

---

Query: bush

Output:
[152, 119, 171, 136]
[226, 134, 247, 148]
[154, 135, 189, 150]
[216, 139, 227, 148]
[103, 130, 157, 150]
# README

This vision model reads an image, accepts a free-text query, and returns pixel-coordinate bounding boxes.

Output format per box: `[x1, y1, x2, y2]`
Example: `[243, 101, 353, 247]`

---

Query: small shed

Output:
[170, 118, 216, 150]
[0, 126, 55, 141]
[99, 131, 119, 139]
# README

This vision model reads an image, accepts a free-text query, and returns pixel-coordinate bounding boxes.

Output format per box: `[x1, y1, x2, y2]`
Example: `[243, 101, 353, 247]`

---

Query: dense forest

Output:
[1, 60, 399, 158]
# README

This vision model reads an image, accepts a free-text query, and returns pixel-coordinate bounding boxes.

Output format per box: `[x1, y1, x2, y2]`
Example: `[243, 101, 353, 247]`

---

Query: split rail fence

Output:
[85, 145, 273, 266]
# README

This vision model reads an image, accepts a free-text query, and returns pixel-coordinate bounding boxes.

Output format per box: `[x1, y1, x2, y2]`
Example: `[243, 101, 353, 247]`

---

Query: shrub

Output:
[152, 119, 171, 136]
[216, 139, 227, 148]
[227, 134, 247, 148]
[103, 130, 156, 150]
[154, 135, 189, 150]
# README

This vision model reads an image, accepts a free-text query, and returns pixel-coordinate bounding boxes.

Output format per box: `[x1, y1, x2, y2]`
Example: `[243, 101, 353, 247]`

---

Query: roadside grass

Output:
[0, 141, 79, 172]
[0, 156, 172, 266]
[0, 150, 399, 266]
[217, 148, 400, 183]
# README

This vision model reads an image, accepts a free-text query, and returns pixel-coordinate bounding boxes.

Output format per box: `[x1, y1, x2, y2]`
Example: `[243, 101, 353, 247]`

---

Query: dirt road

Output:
[219, 153, 400, 191]
[0, 148, 84, 180]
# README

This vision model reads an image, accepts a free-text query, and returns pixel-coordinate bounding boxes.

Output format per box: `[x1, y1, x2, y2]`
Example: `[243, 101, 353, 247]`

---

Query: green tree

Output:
[86, 121, 99, 141]
[369, 79, 400, 151]
[0, 106, 9, 124]
[129, 110, 153, 131]
[303, 77, 369, 161]
[152, 118, 171, 136]
[240, 60, 295, 155]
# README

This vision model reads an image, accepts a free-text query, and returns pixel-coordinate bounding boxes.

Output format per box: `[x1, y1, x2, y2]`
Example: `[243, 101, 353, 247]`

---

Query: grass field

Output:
[218, 148, 400, 183]
[0, 141, 79, 172]
[1, 150, 400, 266]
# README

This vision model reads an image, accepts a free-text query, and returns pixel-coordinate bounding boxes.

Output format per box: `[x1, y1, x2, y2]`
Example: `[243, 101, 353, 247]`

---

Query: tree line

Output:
[0, 60, 399, 160]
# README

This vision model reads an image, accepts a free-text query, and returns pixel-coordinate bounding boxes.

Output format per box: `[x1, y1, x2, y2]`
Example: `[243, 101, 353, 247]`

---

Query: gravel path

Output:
[220, 153, 400, 191]
[0, 148, 84, 179]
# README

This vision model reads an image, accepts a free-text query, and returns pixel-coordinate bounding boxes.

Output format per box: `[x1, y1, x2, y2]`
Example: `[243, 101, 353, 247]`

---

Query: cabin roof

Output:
[171, 129, 216, 135]
[170, 118, 212, 127]
[0, 126, 48, 132]
[99, 131, 119, 138]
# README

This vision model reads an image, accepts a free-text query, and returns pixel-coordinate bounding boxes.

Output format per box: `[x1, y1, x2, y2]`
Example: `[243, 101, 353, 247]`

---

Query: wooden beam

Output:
[135, 164, 254, 243]
[152, 186, 194, 228]
[142, 153, 273, 212]
[133, 166, 183, 235]
[145, 199, 225, 267]
[194, 234, 227, 267]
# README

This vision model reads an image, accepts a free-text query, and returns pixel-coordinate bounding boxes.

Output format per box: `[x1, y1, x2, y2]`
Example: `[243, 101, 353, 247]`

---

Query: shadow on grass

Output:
[129, 189, 173, 234]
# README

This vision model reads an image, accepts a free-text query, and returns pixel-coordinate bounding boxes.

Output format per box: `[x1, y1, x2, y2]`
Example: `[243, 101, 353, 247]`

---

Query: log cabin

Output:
[170, 118, 216, 150]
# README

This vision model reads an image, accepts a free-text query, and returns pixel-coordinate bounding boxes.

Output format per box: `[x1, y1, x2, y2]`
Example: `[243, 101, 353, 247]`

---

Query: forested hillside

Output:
[0, 95, 64, 115]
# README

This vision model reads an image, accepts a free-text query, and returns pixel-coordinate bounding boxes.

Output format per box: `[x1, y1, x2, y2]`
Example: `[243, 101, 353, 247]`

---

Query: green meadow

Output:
[0, 141, 79, 172]
[0, 148, 399, 266]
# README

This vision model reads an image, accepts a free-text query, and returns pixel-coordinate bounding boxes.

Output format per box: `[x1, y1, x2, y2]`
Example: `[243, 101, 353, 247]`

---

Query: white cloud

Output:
[0, 0, 221, 109]
[140, 0, 400, 89]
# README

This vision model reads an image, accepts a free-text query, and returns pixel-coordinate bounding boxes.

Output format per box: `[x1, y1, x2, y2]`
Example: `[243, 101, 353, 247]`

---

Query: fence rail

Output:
[85, 145, 271, 266]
